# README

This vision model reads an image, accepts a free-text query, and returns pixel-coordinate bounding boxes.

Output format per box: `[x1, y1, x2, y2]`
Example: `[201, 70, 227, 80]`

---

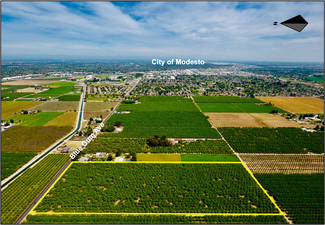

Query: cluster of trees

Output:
[147, 135, 172, 147]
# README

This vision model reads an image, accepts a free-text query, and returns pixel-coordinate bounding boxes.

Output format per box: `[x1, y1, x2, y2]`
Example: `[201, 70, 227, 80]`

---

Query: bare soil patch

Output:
[205, 113, 264, 127]
[16, 87, 43, 93]
[2, 80, 54, 86]
[256, 97, 324, 113]
[249, 113, 303, 128]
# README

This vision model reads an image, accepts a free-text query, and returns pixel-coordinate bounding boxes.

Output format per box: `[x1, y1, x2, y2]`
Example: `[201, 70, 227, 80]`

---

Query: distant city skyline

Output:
[1, 1, 324, 62]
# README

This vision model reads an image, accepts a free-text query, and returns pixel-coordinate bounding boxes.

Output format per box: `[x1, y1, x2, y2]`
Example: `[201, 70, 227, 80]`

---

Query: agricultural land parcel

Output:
[1, 85, 30, 93]
[205, 113, 303, 128]
[1, 101, 42, 118]
[47, 81, 78, 86]
[197, 103, 287, 113]
[101, 96, 220, 138]
[1, 152, 37, 180]
[6, 112, 64, 126]
[2, 80, 55, 85]
[24, 214, 287, 224]
[34, 163, 279, 214]
[83, 101, 118, 120]
[1, 126, 73, 153]
[219, 127, 324, 154]
[193, 96, 264, 103]
[84, 139, 232, 154]
[239, 154, 324, 174]
[57, 94, 81, 101]
[256, 97, 324, 113]
[1, 154, 70, 224]
[255, 173, 324, 224]
[1, 92, 34, 101]
[44, 112, 77, 126]
[24, 86, 77, 98]
[32, 101, 79, 112]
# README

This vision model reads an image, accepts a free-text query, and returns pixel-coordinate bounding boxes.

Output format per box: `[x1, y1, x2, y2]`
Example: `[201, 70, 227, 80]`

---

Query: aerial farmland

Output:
[1, 62, 324, 225]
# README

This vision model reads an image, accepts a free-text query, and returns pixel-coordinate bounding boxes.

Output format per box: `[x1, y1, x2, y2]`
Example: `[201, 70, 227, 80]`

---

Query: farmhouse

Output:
[93, 152, 106, 158]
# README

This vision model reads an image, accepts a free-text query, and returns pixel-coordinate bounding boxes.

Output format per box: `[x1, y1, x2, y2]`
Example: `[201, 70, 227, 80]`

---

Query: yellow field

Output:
[249, 113, 304, 128]
[1, 101, 42, 118]
[83, 111, 110, 120]
[137, 154, 181, 161]
[65, 141, 83, 150]
[256, 97, 324, 113]
[205, 113, 264, 127]
[84, 102, 118, 112]
[44, 112, 77, 126]
[2, 80, 54, 85]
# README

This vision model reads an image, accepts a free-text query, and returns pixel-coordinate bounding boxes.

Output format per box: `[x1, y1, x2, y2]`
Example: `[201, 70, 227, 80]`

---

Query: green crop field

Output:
[35, 163, 279, 214]
[194, 96, 264, 103]
[23, 214, 288, 224]
[84, 139, 230, 154]
[25, 86, 77, 98]
[256, 173, 324, 224]
[198, 103, 244, 112]
[1, 92, 34, 101]
[139, 96, 192, 102]
[197, 103, 286, 113]
[47, 81, 78, 86]
[234, 103, 287, 113]
[103, 111, 219, 138]
[219, 127, 324, 154]
[304, 77, 324, 83]
[1, 126, 73, 153]
[1, 154, 69, 224]
[6, 112, 64, 126]
[58, 94, 81, 101]
[181, 154, 239, 162]
[1, 85, 30, 94]
[118, 102, 199, 112]
[1, 152, 37, 180]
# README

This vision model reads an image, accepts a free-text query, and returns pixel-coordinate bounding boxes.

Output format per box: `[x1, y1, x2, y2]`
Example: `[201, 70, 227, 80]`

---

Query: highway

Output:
[14, 159, 72, 224]
[1, 84, 86, 189]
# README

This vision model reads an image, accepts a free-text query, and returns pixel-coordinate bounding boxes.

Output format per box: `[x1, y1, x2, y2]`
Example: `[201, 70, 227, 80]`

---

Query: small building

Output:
[93, 152, 106, 158]
[79, 157, 89, 161]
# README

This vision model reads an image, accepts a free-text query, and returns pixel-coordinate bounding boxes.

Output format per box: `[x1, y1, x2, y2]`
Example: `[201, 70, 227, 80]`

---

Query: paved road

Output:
[14, 159, 72, 224]
[1, 84, 86, 189]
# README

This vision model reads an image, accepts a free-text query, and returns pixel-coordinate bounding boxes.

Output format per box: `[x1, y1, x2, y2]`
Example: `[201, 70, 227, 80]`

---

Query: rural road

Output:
[14, 159, 72, 224]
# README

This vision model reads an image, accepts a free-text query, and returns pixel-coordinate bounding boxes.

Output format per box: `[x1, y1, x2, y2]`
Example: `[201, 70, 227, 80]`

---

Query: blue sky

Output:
[1, 1, 324, 62]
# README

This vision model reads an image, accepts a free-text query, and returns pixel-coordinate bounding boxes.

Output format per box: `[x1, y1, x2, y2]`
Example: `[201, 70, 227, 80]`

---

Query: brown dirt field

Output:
[32, 102, 79, 112]
[84, 102, 118, 112]
[2, 80, 55, 86]
[83, 111, 110, 120]
[239, 154, 324, 174]
[16, 87, 43, 93]
[256, 97, 324, 113]
[249, 113, 305, 128]
[65, 141, 83, 150]
[205, 113, 264, 127]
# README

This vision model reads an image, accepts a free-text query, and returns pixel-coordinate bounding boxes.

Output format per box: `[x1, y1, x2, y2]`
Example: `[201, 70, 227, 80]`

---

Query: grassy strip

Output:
[181, 154, 240, 162]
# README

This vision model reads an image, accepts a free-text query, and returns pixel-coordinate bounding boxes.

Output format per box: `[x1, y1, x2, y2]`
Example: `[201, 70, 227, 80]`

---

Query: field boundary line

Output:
[29, 161, 283, 216]
[29, 160, 73, 214]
